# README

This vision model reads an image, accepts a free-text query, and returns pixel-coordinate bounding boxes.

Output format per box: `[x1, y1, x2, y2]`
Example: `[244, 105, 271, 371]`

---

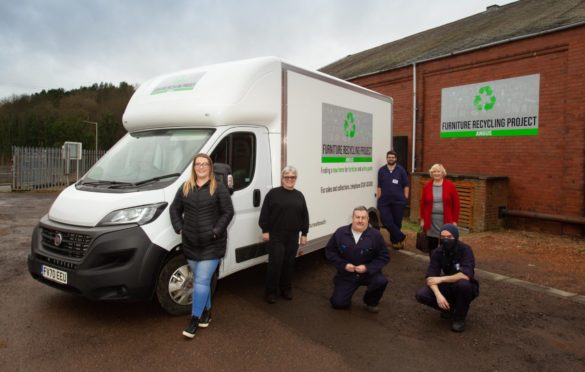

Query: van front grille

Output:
[41, 228, 93, 259]
[36, 254, 79, 270]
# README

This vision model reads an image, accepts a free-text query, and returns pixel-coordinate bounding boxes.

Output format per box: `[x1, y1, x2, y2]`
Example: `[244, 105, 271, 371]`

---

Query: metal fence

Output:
[11, 146, 104, 191]
[0, 164, 11, 186]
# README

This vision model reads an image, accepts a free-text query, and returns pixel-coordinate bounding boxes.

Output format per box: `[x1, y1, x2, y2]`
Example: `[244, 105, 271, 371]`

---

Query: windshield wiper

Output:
[77, 174, 180, 189]
[77, 180, 134, 187]
[133, 173, 181, 186]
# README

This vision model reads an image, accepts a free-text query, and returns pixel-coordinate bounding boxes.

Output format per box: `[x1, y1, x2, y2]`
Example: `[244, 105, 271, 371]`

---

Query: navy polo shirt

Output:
[377, 164, 409, 205]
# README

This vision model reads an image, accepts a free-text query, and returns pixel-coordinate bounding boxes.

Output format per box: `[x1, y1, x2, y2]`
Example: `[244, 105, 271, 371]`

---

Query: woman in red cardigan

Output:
[419, 164, 460, 255]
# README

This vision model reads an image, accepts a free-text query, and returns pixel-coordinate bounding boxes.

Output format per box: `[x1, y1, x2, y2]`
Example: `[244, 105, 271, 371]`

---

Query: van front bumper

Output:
[28, 215, 167, 301]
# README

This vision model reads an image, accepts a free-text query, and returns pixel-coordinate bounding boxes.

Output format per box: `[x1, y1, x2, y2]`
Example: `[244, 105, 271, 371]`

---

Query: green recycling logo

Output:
[343, 112, 356, 138]
[473, 85, 496, 111]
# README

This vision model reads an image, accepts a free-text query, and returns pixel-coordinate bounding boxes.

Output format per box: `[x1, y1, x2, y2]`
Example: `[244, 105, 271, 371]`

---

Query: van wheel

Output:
[368, 209, 382, 230]
[156, 254, 219, 316]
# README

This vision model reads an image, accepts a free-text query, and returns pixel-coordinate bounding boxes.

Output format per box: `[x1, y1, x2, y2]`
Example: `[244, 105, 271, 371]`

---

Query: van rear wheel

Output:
[368, 209, 382, 230]
[156, 254, 219, 315]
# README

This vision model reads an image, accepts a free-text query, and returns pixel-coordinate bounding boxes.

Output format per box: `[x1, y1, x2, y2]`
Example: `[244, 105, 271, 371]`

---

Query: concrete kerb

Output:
[398, 250, 585, 306]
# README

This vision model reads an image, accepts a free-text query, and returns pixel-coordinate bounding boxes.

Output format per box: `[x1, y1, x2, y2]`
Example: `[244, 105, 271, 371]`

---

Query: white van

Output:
[28, 57, 392, 314]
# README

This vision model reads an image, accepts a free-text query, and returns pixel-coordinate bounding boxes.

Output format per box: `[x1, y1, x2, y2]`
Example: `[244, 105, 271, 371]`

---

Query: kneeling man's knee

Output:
[330, 297, 350, 309]
[415, 286, 433, 305]
[371, 274, 388, 289]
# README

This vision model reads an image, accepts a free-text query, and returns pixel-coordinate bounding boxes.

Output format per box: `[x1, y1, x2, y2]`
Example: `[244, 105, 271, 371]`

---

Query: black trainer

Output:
[199, 308, 212, 328]
[366, 304, 380, 313]
[440, 311, 453, 320]
[183, 316, 199, 338]
[266, 294, 277, 304]
[281, 289, 293, 300]
[392, 236, 407, 250]
[451, 320, 466, 332]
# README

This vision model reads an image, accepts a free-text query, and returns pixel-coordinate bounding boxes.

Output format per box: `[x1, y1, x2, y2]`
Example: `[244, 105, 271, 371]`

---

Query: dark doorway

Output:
[393, 135, 409, 217]
[393, 136, 408, 171]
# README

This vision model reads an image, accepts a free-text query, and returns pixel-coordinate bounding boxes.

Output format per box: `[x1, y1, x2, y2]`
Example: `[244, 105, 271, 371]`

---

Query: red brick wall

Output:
[357, 67, 414, 171]
[353, 26, 585, 234]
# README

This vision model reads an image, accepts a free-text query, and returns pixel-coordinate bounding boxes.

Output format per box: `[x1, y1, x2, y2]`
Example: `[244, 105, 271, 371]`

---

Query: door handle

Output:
[253, 189, 261, 207]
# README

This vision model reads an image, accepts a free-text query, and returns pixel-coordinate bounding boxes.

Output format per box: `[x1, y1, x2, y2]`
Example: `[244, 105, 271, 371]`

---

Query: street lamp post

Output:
[81, 120, 98, 162]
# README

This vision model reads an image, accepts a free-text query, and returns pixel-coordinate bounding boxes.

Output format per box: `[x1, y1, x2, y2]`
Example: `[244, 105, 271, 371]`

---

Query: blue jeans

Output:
[187, 259, 220, 318]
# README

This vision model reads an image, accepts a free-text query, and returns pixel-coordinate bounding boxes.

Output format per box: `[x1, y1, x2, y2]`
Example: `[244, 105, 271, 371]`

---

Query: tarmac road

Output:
[1, 192, 584, 371]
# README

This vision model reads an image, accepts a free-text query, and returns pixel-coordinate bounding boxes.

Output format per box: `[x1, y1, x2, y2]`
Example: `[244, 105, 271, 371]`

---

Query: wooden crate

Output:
[455, 181, 474, 229]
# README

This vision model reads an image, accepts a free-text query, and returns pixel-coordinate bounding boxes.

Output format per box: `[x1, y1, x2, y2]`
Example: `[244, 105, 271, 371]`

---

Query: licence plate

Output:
[41, 265, 68, 285]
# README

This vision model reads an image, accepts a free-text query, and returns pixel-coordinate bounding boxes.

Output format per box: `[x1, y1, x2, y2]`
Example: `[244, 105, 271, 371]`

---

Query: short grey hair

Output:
[352, 205, 368, 216]
[281, 165, 298, 177]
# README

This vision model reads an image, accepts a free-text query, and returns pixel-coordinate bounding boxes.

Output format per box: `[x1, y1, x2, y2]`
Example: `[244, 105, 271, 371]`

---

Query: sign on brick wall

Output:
[440, 74, 540, 138]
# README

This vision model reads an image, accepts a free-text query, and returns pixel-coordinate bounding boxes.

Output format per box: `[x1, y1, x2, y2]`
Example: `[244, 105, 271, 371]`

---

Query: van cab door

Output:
[209, 126, 272, 277]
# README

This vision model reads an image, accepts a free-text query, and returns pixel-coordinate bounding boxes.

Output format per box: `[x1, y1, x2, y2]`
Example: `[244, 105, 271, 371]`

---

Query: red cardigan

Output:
[420, 179, 460, 232]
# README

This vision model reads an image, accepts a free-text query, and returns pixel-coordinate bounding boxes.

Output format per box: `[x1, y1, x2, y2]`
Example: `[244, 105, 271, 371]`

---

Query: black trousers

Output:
[265, 231, 299, 295]
[330, 272, 388, 309]
[415, 280, 479, 321]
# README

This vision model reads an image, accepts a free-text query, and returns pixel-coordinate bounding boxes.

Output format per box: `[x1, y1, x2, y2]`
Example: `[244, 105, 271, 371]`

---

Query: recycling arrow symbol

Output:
[473, 85, 496, 111]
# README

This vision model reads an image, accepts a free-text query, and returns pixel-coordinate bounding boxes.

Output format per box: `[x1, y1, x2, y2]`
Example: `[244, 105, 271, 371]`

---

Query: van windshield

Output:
[82, 129, 214, 185]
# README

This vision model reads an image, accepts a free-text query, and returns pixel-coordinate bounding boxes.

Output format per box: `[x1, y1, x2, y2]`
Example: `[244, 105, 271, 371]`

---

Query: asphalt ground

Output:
[1, 192, 584, 371]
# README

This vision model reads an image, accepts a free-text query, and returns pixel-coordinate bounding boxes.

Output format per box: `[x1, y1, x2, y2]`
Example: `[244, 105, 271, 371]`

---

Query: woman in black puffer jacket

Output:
[170, 153, 234, 339]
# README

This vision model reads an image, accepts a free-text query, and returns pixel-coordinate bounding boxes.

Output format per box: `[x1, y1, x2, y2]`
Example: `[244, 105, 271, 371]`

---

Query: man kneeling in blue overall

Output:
[325, 206, 390, 313]
[415, 224, 479, 332]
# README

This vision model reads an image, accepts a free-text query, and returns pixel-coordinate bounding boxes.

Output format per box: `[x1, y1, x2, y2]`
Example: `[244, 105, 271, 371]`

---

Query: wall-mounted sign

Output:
[440, 74, 540, 138]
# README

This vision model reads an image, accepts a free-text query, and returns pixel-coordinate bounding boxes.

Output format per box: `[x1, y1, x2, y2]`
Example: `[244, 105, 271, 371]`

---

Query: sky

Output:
[0, 0, 517, 100]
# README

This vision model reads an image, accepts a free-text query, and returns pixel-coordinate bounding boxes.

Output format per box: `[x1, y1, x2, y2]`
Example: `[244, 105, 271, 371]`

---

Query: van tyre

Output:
[156, 254, 219, 316]
[157, 255, 191, 315]
[368, 209, 382, 230]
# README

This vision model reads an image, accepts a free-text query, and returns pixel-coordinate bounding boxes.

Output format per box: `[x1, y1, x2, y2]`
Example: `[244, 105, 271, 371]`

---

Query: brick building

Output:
[321, 0, 585, 235]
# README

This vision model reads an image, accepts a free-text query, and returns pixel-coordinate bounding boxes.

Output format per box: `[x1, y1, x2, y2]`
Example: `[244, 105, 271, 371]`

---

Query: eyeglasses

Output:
[195, 163, 210, 168]
[283, 176, 297, 180]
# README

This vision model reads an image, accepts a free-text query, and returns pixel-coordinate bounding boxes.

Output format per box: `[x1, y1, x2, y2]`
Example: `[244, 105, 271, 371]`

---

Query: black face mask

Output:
[440, 238, 458, 254]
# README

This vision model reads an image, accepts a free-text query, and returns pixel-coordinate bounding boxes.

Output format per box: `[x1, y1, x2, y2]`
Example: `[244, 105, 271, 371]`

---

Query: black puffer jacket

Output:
[169, 181, 234, 261]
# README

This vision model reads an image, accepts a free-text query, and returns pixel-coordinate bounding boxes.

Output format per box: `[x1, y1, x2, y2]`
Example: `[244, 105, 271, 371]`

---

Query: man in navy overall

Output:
[377, 150, 409, 249]
[415, 224, 480, 332]
[326, 206, 390, 313]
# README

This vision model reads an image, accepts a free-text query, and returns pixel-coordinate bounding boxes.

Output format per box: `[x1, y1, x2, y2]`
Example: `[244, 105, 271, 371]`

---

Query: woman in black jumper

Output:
[259, 166, 309, 304]
[170, 153, 234, 338]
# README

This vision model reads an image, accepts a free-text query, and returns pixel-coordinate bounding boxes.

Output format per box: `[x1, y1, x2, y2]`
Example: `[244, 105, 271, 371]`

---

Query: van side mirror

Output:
[213, 163, 234, 195]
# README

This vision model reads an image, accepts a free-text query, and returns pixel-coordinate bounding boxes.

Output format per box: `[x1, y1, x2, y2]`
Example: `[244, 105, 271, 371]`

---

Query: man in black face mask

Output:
[415, 224, 479, 332]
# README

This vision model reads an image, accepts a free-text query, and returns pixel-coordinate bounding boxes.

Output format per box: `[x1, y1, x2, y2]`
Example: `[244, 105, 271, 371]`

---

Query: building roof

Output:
[320, 0, 585, 80]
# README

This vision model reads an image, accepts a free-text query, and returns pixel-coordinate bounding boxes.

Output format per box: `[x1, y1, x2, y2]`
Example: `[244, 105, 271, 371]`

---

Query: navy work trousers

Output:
[415, 280, 479, 321]
[379, 203, 405, 244]
[330, 272, 388, 309]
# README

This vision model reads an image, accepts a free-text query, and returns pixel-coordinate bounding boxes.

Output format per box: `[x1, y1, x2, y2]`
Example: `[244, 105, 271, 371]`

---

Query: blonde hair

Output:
[182, 153, 217, 197]
[429, 163, 447, 177]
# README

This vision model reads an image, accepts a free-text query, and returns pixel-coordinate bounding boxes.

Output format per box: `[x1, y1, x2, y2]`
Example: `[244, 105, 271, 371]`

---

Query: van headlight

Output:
[98, 203, 168, 226]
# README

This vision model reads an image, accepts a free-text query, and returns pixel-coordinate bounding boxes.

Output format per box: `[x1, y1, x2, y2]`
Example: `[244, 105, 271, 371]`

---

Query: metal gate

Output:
[11, 146, 103, 191]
